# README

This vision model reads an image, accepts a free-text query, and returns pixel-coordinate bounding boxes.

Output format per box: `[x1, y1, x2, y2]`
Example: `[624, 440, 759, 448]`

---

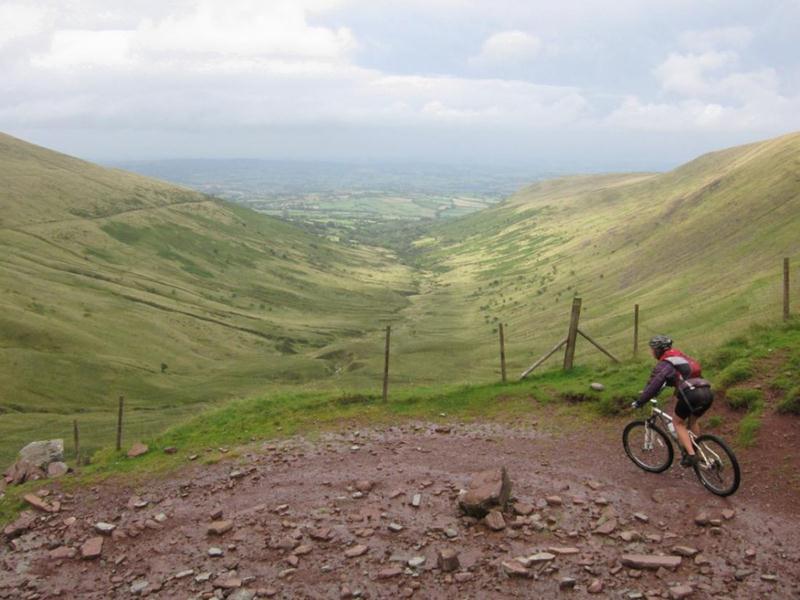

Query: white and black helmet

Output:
[648, 335, 673, 355]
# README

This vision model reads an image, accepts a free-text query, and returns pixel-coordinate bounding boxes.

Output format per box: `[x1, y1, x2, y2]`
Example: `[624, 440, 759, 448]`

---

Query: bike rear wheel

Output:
[692, 434, 740, 496]
[623, 420, 674, 473]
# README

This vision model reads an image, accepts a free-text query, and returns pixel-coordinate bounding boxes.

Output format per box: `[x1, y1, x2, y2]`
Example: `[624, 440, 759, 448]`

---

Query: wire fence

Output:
[2, 257, 797, 472]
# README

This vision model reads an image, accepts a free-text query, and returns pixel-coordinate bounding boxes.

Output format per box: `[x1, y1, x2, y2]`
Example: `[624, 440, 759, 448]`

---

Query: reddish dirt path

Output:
[2, 420, 799, 599]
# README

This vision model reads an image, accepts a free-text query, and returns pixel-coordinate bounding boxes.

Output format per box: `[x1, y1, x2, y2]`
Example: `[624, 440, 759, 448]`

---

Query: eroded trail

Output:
[2, 422, 798, 599]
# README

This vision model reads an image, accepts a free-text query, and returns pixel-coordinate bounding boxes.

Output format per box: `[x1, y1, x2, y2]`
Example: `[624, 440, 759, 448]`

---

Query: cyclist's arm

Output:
[637, 361, 676, 405]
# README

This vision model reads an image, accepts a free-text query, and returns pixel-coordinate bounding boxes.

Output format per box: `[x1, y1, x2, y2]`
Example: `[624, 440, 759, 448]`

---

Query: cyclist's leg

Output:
[673, 396, 696, 457]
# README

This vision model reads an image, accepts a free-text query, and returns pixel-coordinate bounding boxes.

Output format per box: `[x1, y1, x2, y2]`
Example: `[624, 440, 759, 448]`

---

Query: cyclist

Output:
[633, 335, 714, 467]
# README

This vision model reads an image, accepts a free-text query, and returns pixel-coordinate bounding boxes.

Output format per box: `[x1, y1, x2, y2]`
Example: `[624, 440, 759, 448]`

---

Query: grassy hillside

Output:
[2, 130, 799, 467]
[391, 133, 800, 381]
[0, 132, 415, 464]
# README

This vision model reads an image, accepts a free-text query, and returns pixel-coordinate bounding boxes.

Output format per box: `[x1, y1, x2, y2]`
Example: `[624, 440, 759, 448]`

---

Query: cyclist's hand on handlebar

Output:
[631, 399, 644, 409]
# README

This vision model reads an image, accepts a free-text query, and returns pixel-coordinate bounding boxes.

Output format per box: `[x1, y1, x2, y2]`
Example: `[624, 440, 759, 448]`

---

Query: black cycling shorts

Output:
[675, 386, 714, 420]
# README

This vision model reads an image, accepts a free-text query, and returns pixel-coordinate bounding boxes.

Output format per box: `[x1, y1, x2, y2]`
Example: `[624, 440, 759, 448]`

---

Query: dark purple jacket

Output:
[638, 360, 680, 404]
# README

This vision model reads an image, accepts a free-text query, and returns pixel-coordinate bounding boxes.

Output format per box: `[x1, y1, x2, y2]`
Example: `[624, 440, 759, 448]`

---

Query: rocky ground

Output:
[2, 419, 799, 599]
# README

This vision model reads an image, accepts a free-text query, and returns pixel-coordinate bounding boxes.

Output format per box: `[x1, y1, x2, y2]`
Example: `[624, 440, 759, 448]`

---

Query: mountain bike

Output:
[623, 399, 740, 496]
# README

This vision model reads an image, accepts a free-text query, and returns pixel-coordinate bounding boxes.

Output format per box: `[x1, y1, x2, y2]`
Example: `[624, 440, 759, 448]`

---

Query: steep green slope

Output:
[0, 133, 414, 463]
[395, 133, 800, 380]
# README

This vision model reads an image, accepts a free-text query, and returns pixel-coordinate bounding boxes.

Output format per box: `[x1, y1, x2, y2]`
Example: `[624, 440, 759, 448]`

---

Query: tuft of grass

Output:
[777, 386, 800, 415]
[738, 410, 763, 447]
[725, 388, 763, 411]
[706, 415, 724, 429]
[718, 358, 755, 388]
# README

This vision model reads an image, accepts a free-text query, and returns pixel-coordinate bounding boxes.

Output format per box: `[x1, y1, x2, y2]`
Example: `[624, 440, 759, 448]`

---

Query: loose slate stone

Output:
[437, 548, 460, 572]
[633, 512, 649, 523]
[208, 520, 234, 535]
[545, 495, 563, 506]
[620, 554, 682, 570]
[215, 577, 243, 589]
[587, 579, 604, 594]
[721, 509, 736, 520]
[23, 493, 54, 513]
[502, 560, 530, 577]
[49, 546, 77, 560]
[669, 584, 694, 599]
[559, 577, 577, 590]
[309, 527, 333, 541]
[208, 547, 224, 557]
[671, 546, 699, 557]
[411, 494, 422, 508]
[130, 580, 149, 595]
[377, 566, 403, 579]
[388, 522, 404, 533]
[174, 570, 194, 580]
[80, 537, 103, 560]
[294, 544, 313, 556]
[590, 382, 604, 392]
[527, 551, 556, 564]
[594, 519, 617, 535]
[694, 512, 709, 526]
[549, 546, 580, 555]
[514, 502, 534, 516]
[484, 510, 506, 531]
[408, 556, 426, 568]
[619, 530, 641, 542]
[457, 467, 512, 518]
[344, 544, 368, 558]
[127, 443, 149, 458]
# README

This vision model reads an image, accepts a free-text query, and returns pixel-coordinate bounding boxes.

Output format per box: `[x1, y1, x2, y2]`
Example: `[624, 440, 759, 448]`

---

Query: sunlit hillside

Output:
[0, 132, 414, 461]
[373, 132, 800, 382]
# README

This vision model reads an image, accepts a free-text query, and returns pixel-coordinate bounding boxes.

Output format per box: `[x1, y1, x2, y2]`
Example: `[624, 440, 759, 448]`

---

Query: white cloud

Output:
[0, 3, 49, 48]
[33, 30, 136, 69]
[1, 1, 798, 161]
[605, 96, 737, 131]
[679, 26, 753, 52]
[655, 51, 737, 97]
[654, 50, 779, 103]
[471, 30, 542, 67]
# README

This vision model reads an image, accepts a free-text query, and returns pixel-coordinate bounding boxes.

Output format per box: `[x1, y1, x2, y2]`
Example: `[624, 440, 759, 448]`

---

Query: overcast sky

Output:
[1, 0, 799, 170]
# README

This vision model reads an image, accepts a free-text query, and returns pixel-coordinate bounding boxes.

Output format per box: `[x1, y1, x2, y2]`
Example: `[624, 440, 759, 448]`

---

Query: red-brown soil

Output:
[2, 415, 799, 600]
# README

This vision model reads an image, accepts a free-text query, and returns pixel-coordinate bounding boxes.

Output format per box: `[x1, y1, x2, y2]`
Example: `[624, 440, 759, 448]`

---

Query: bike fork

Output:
[644, 422, 654, 451]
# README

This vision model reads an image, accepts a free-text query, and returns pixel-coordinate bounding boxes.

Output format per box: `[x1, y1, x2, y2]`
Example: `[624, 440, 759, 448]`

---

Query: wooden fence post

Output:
[73, 419, 80, 465]
[784, 257, 790, 321]
[499, 323, 507, 383]
[563, 297, 582, 370]
[382, 326, 391, 402]
[633, 304, 640, 358]
[116, 396, 124, 451]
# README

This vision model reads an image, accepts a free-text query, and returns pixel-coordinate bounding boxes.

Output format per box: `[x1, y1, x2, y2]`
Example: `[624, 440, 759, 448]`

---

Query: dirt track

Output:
[2, 418, 799, 599]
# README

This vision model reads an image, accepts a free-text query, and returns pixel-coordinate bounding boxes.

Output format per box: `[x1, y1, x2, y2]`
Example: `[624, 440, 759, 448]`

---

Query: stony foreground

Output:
[1, 422, 798, 599]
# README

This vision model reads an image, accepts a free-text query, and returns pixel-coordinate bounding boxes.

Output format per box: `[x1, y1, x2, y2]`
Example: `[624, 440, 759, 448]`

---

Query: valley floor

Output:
[2, 416, 798, 599]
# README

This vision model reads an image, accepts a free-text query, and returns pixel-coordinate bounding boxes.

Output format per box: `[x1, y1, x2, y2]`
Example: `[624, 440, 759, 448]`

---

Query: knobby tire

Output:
[692, 434, 741, 496]
[622, 420, 674, 473]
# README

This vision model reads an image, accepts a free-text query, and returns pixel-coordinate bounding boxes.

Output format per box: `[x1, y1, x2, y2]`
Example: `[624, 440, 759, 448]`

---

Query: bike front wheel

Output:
[623, 420, 674, 473]
[692, 434, 740, 496]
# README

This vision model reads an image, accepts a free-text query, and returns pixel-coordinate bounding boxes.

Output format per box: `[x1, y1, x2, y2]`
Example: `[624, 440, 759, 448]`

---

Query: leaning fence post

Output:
[73, 419, 80, 465]
[784, 257, 791, 321]
[116, 395, 124, 451]
[499, 323, 507, 383]
[633, 304, 640, 358]
[563, 297, 582, 370]
[382, 326, 391, 402]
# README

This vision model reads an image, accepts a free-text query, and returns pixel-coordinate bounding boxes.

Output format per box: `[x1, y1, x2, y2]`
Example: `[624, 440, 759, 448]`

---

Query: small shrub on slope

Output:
[777, 386, 800, 415]
[725, 388, 763, 411]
